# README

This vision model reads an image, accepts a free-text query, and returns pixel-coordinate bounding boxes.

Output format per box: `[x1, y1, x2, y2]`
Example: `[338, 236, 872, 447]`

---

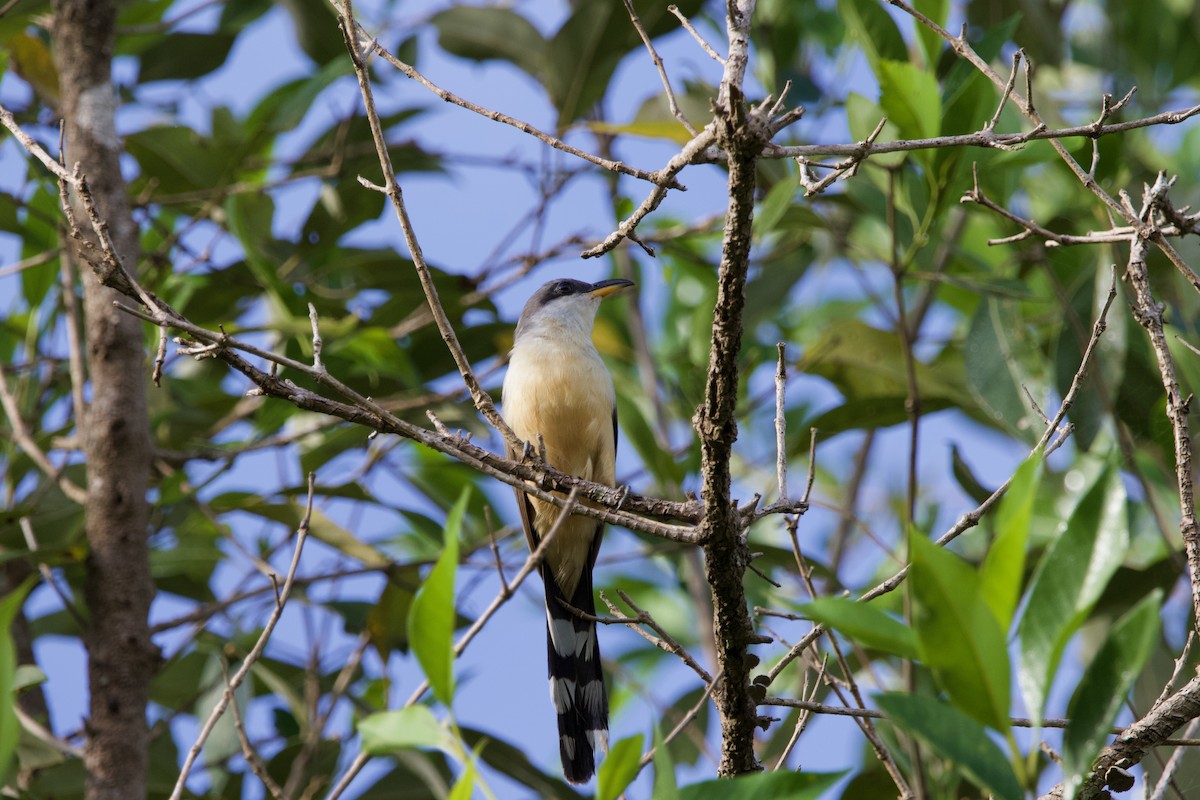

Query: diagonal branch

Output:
[336, 0, 520, 453]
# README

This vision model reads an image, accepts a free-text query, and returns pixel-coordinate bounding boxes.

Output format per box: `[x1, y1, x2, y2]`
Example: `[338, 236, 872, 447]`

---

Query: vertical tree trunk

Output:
[695, 83, 767, 776]
[51, 2, 157, 798]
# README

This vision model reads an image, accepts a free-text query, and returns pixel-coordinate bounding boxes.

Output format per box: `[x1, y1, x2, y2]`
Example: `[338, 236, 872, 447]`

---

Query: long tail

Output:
[544, 567, 608, 784]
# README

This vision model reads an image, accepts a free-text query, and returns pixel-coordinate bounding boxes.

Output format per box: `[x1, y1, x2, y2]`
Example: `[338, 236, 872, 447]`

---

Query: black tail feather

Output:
[543, 567, 608, 784]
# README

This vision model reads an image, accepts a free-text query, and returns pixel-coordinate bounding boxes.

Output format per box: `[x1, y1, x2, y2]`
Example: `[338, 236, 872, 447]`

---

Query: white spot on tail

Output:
[576, 628, 596, 659]
[580, 679, 605, 713]
[585, 728, 609, 753]
[550, 676, 576, 711]
[547, 613, 576, 658]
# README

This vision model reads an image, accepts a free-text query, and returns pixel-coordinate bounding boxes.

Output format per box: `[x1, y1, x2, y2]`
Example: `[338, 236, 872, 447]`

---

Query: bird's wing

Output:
[508, 443, 542, 555]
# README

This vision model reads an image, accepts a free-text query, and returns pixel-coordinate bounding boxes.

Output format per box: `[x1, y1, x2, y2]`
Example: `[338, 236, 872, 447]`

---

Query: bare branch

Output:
[169, 473, 314, 800]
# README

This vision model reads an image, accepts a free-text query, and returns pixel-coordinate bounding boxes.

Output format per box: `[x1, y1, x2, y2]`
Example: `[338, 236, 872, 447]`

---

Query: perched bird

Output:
[501, 277, 634, 784]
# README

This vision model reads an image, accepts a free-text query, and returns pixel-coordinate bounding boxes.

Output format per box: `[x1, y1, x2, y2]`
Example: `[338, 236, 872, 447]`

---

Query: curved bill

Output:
[587, 278, 635, 298]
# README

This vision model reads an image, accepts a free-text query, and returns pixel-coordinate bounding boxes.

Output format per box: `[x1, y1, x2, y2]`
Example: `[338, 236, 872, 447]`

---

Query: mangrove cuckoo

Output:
[502, 277, 634, 783]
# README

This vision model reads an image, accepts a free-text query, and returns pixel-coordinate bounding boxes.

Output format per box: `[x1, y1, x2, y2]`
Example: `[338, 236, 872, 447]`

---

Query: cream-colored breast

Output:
[503, 334, 617, 594]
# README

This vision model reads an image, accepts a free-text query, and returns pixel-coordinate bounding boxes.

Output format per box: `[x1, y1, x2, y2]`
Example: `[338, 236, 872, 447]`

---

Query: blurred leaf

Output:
[447, 756, 477, 800]
[878, 60, 942, 140]
[909, 532, 1011, 731]
[876, 692, 1020, 800]
[359, 706, 447, 754]
[460, 727, 582, 799]
[366, 566, 421, 657]
[950, 443, 994, 505]
[912, 0, 948, 68]
[838, 0, 906, 71]
[966, 297, 1033, 435]
[797, 597, 918, 659]
[279, 0, 343, 65]
[432, 7, 547, 81]
[408, 489, 468, 706]
[652, 725, 679, 800]
[1062, 590, 1162, 800]
[680, 769, 842, 799]
[8, 33, 58, 102]
[846, 93, 906, 168]
[596, 733, 644, 800]
[979, 455, 1043, 628]
[0, 580, 34, 786]
[1018, 463, 1129, 724]
[138, 32, 236, 82]
[353, 752, 457, 799]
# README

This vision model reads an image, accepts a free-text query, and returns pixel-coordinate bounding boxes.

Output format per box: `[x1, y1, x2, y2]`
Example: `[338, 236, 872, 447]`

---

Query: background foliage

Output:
[2, 0, 1200, 797]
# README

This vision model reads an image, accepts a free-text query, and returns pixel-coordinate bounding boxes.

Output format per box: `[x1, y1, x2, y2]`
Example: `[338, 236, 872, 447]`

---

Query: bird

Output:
[501, 277, 634, 784]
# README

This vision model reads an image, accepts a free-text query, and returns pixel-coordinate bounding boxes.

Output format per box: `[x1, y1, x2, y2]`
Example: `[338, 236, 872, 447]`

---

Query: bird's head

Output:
[514, 278, 634, 342]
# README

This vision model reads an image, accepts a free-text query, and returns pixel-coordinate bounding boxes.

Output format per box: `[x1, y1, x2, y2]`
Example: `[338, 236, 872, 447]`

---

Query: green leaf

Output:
[651, 725, 679, 800]
[365, 567, 421, 657]
[846, 93, 906, 168]
[447, 756, 477, 800]
[876, 692, 1021, 800]
[877, 60, 942, 141]
[755, 173, 800, 239]
[1018, 463, 1128, 724]
[838, 0, 907, 71]
[1061, 590, 1162, 800]
[358, 706, 447, 754]
[980, 455, 1043, 628]
[680, 769, 842, 799]
[909, 532, 1011, 731]
[0, 579, 34, 787]
[596, 733, 644, 800]
[459, 727, 582, 800]
[912, 0, 948, 68]
[796, 597, 918, 659]
[407, 488, 468, 706]
[966, 297, 1032, 434]
[432, 6, 547, 82]
[138, 32, 236, 82]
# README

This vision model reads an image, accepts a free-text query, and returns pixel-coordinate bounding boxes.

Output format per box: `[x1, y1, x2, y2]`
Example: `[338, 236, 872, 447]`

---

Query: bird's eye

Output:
[555, 281, 571, 295]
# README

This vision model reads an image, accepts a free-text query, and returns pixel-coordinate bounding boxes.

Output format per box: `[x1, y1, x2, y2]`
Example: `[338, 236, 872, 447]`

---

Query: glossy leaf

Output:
[877, 692, 1021, 800]
[596, 733, 644, 800]
[838, 0, 906, 70]
[877, 60, 942, 140]
[912, 0, 948, 68]
[407, 489, 468, 706]
[680, 769, 842, 799]
[1062, 590, 1162, 800]
[966, 297, 1033, 435]
[909, 532, 1011, 731]
[358, 706, 447, 754]
[1018, 463, 1129, 724]
[979, 454, 1043, 628]
[797, 596, 919, 659]
[652, 725, 680, 800]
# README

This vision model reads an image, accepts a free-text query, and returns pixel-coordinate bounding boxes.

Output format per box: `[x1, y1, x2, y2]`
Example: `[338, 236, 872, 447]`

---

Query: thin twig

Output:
[637, 669, 722, 771]
[774, 343, 788, 503]
[19, 517, 86, 630]
[668, 4, 725, 64]
[169, 473, 315, 800]
[622, 0, 698, 135]
[760, 697, 1200, 746]
[226, 661, 286, 800]
[0, 365, 88, 504]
